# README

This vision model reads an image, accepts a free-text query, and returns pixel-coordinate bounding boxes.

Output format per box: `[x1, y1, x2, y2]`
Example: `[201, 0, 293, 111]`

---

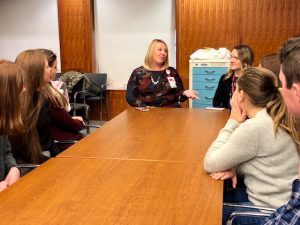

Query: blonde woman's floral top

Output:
[126, 66, 187, 107]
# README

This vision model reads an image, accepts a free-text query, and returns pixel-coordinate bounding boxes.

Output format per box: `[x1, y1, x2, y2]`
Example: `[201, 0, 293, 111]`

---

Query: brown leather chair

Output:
[260, 53, 281, 86]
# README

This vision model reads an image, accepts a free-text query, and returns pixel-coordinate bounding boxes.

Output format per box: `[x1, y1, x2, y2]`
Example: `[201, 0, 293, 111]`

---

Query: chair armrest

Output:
[223, 203, 276, 212]
[17, 164, 40, 168]
[100, 83, 109, 89]
[54, 140, 78, 144]
[85, 124, 100, 129]
[227, 211, 273, 225]
[224, 203, 276, 225]
[73, 90, 86, 103]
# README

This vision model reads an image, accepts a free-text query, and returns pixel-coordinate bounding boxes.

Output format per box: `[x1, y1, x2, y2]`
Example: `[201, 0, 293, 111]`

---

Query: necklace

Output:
[151, 76, 160, 85]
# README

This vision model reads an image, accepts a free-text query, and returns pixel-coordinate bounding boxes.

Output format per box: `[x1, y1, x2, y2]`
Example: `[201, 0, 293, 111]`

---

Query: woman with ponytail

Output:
[204, 67, 300, 225]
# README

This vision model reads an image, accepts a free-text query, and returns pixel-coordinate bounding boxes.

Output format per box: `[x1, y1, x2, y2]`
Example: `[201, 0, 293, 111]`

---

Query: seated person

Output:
[263, 36, 300, 225]
[126, 39, 198, 107]
[38, 49, 70, 111]
[44, 83, 84, 145]
[0, 60, 24, 187]
[213, 45, 254, 109]
[204, 67, 300, 225]
[10, 50, 57, 164]
[39, 49, 84, 145]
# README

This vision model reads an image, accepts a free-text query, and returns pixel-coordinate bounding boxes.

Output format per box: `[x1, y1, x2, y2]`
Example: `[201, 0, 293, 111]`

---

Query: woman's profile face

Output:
[152, 42, 168, 66]
[230, 49, 242, 71]
[43, 59, 51, 83]
[50, 59, 58, 80]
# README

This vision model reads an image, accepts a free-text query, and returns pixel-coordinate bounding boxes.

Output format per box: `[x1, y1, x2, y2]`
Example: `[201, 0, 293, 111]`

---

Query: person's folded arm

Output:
[204, 119, 259, 173]
[49, 106, 84, 131]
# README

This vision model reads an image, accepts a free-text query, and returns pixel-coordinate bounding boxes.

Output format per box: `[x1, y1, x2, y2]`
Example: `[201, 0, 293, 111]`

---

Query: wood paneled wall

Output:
[57, 0, 96, 72]
[240, 0, 300, 66]
[176, 0, 300, 83]
[57, 0, 300, 119]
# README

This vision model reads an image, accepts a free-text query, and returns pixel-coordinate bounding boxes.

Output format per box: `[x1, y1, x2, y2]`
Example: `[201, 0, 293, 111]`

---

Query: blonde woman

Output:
[126, 39, 198, 107]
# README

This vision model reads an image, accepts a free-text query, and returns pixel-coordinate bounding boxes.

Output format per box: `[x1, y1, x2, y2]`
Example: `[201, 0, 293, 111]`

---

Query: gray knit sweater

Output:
[204, 109, 299, 208]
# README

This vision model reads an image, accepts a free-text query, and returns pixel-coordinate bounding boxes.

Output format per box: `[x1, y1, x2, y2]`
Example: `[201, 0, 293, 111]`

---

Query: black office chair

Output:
[59, 72, 88, 115]
[84, 73, 110, 124]
[55, 72, 63, 80]
[59, 71, 100, 134]
[225, 203, 275, 225]
[69, 78, 88, 115]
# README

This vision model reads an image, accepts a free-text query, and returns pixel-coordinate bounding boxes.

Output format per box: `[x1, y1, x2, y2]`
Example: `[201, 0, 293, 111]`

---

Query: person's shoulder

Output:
[167, 67, 179, 76]
[168, 66, 177, 72]
[132, 66, 146, 72]
[132, 66, 148, 76]
[131, 66, 147, 77]
[254, 109, 272, 124]
[220, 73, 229, 81]
[241, 109, 271, 132]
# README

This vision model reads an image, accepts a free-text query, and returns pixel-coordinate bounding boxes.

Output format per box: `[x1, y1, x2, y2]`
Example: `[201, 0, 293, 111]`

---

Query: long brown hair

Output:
[37, 49, 68, 109]
[0, 60, 25, 135]
[43, 83, 68, 108]
[10, 50, 48, 163]
[37, 49, 57, 67]
[238, 67, 300, 150]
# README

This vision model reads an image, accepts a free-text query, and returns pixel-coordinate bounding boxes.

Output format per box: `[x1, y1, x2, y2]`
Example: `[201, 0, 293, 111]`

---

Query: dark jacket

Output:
[213, 74, 233, 109]
[0, 136, 18, 180]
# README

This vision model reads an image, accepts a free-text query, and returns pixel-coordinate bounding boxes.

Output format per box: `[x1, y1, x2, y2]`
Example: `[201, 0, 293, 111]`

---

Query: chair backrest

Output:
[84, 73, 108, 97]
[260, 53, 280, 84]
[70, 78, 86, 102]
[60, 71, 84, 91]
[55, 72, 63, 80]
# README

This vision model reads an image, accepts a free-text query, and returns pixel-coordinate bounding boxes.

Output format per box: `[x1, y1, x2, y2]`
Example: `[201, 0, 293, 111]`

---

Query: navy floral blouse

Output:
[126, 66, 187, 107]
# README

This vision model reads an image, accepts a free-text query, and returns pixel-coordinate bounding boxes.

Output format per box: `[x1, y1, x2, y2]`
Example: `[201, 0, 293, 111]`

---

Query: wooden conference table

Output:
[0, 108, 229, 225]
[59, 108, 229, 162]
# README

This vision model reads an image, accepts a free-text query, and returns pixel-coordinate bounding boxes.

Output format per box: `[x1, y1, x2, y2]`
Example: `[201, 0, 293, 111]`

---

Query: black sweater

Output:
[213, 74, 232, 109]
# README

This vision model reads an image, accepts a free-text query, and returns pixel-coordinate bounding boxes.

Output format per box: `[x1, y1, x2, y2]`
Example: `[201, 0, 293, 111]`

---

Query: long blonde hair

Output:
[238, 67, 300, 151]
[0, 60, 25, 135]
